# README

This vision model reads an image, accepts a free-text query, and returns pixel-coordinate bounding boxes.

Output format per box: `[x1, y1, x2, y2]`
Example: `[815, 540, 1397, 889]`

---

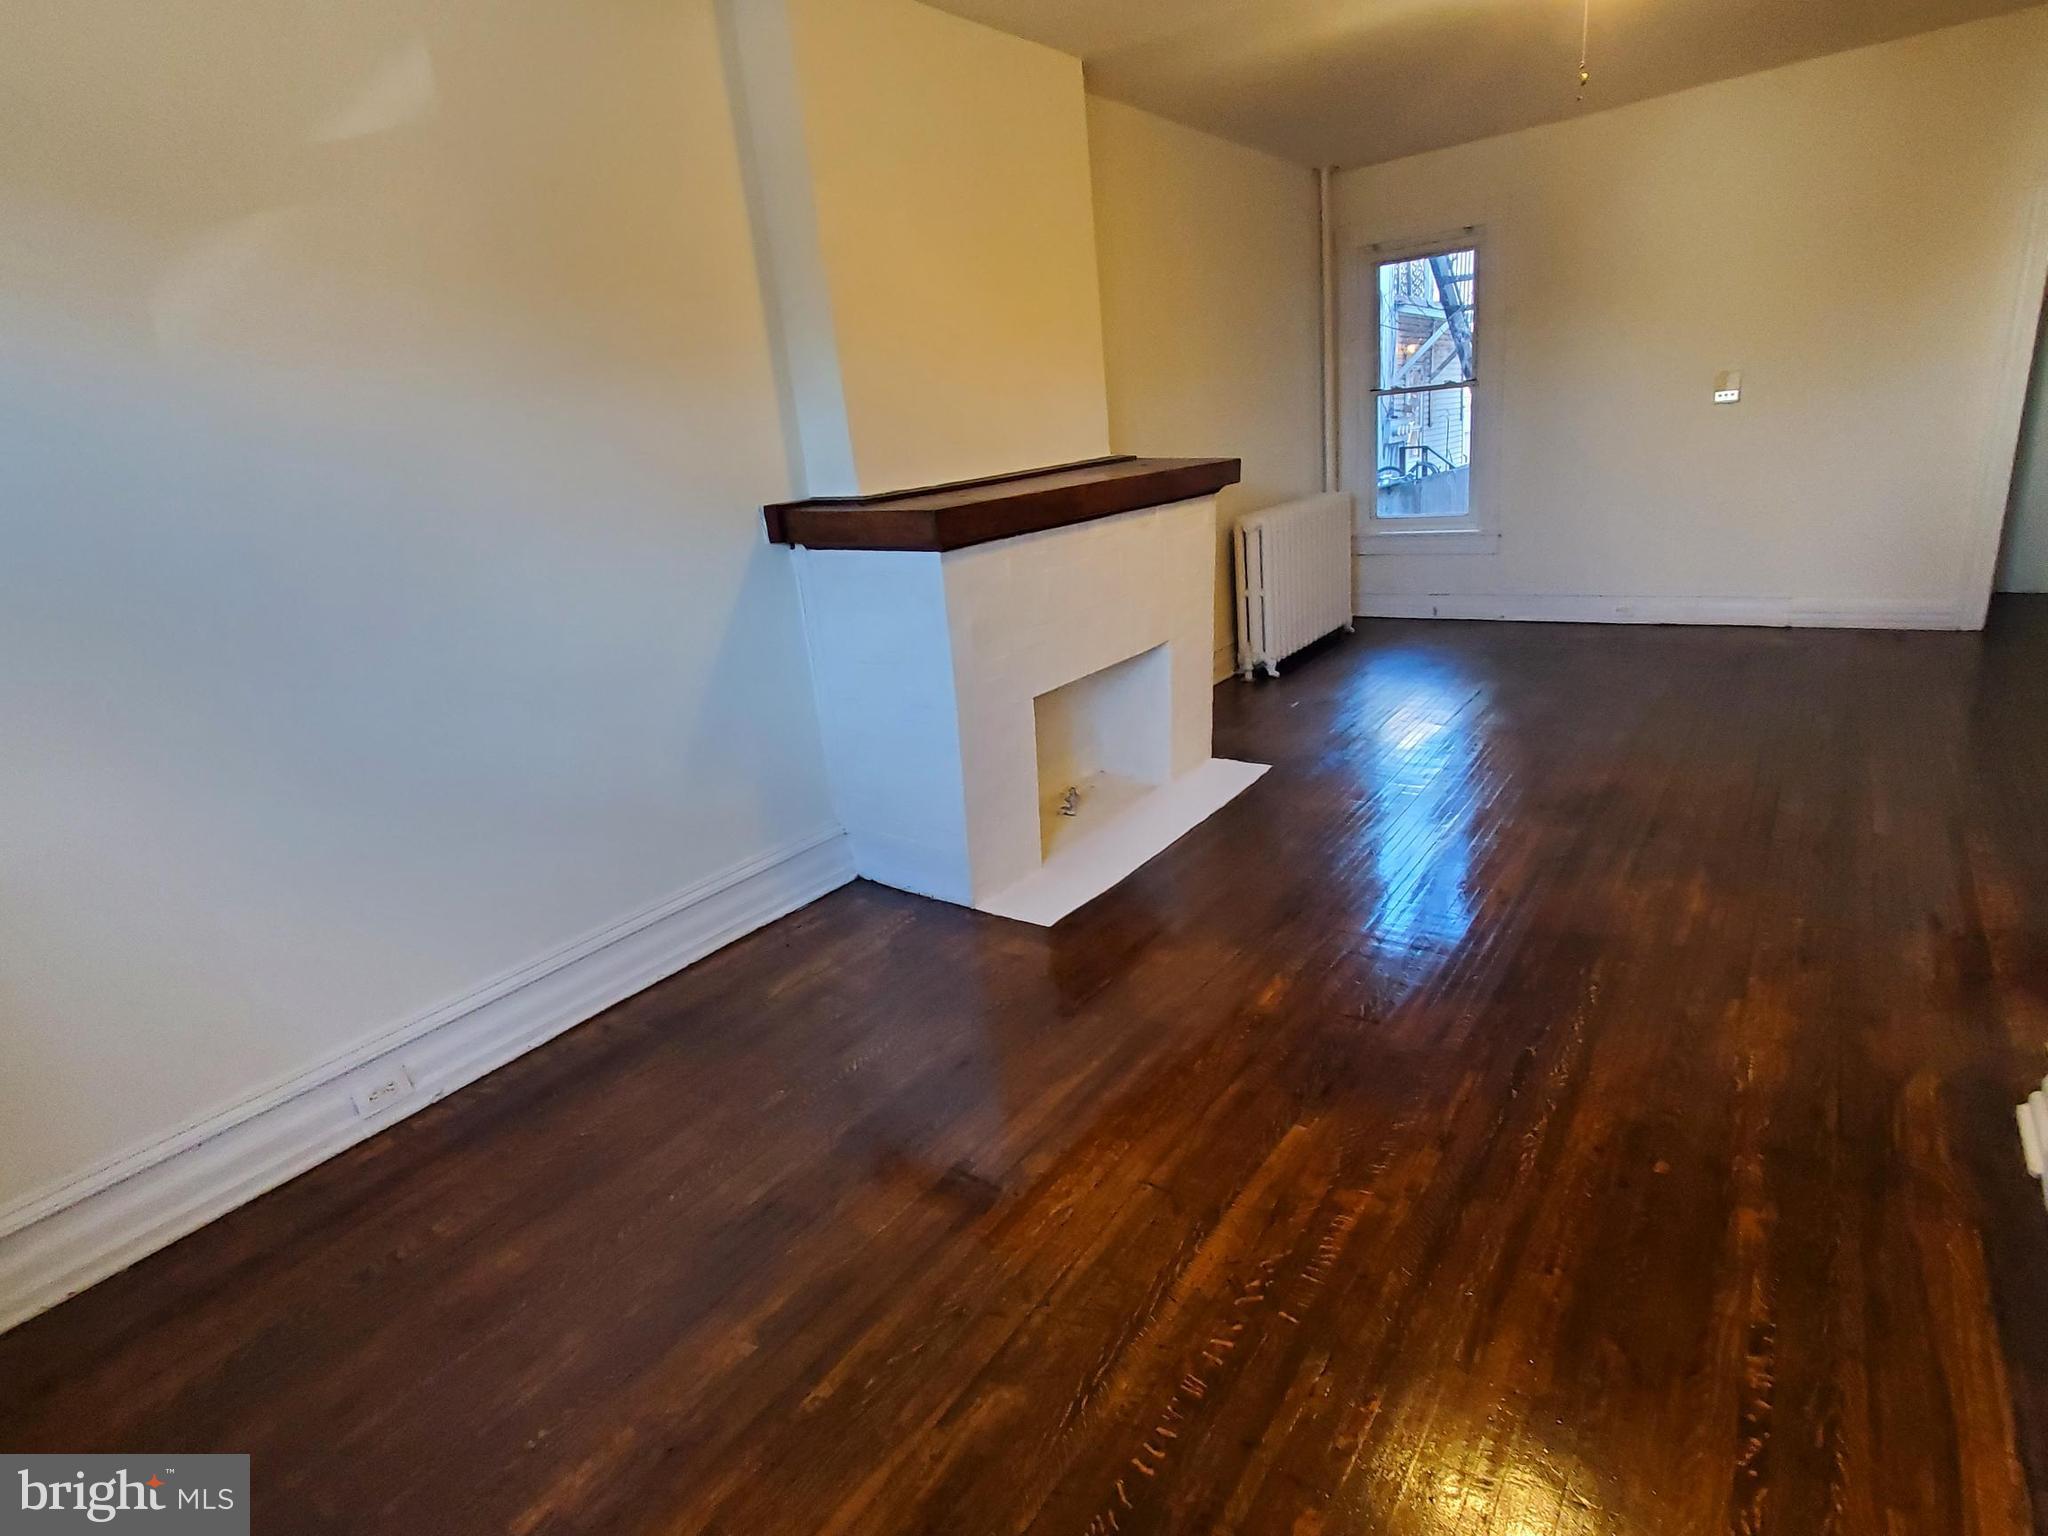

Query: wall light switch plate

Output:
[1713, 369, 1742, 405]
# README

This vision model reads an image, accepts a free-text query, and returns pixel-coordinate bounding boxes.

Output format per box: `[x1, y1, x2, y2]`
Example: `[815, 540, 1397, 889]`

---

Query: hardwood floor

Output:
[9, 604, 2048, 1534]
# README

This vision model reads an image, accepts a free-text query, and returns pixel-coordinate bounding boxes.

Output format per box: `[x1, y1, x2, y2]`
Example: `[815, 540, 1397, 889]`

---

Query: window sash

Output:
[1372, 379, 1477, 399]
[1374, 248, 1477, 393]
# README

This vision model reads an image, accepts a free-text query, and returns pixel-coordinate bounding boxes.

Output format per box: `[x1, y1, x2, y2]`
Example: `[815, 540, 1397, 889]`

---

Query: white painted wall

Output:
[0, 1, 838, 1212]
[727, 0, 1111, 495]
[1086, 98, 1324, 678]
[1334, 11, 2048, 626]
[1995, 316, 2048, 592]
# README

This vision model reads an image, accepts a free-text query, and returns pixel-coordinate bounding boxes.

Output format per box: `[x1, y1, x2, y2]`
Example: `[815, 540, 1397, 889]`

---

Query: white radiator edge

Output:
[2020, 1088, 2048, 1213]
[1234, 492, 1355, 677]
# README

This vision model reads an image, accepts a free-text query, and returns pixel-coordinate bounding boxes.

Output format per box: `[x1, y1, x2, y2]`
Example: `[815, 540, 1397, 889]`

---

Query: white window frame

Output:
[1344, 226, 1501, 556]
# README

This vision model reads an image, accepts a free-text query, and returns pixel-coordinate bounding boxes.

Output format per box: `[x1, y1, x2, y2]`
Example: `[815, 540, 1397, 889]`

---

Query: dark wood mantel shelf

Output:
[762, 455, 1242, 552]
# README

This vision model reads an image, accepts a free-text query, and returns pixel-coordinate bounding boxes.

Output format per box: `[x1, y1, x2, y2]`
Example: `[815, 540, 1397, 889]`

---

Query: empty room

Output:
[6, 0, 2048, 1531]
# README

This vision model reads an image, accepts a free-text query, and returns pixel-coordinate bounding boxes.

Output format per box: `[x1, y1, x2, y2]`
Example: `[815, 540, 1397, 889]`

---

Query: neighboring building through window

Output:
[1373, 246, 1476, 523]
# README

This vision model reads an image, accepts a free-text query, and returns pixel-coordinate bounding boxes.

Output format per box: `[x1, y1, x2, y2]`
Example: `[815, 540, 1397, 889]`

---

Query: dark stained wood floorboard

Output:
[10, 602, 2048, 1533]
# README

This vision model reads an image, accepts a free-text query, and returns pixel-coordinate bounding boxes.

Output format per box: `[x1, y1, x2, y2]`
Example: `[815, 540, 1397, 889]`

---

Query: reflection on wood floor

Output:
[8, 601, 2048, 1534]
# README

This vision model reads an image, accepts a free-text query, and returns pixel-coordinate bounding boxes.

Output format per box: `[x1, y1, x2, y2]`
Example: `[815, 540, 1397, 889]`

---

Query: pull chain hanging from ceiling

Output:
[1577, 0, 1593, 101]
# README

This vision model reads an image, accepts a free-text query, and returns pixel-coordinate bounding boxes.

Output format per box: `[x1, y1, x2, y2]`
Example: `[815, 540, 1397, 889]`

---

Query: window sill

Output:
[1355, 527, 1501, 557]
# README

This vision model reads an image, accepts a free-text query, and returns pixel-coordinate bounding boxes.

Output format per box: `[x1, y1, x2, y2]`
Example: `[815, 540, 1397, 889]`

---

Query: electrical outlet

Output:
[1713, 368, 1742, 405]
[349, 1063, 416, 1119]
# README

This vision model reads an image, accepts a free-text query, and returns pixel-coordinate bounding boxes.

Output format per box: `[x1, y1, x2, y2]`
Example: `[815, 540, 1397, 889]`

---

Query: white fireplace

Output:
[774, 460, 1266, 926]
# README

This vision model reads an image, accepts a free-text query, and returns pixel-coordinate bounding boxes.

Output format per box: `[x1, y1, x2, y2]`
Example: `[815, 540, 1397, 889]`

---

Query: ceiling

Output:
[918, 0, 2044, 166]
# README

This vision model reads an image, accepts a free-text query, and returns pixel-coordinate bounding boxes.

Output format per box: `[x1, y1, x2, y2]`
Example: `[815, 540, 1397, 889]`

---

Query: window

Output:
[1347, 233, 1495, 552]
[1374, 246, 1475, 521]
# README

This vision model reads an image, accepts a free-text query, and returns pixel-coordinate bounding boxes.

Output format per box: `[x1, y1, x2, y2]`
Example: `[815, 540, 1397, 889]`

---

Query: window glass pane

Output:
[1373, 246, 1475, 521]
[1376, 249, 1475, 391]
[1375, 386, 1471, 520]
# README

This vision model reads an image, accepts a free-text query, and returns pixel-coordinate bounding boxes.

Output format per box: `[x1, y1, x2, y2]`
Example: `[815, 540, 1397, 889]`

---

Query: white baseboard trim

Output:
[0, 829, 856, 1335]
[1352, 591, 1968, 631]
